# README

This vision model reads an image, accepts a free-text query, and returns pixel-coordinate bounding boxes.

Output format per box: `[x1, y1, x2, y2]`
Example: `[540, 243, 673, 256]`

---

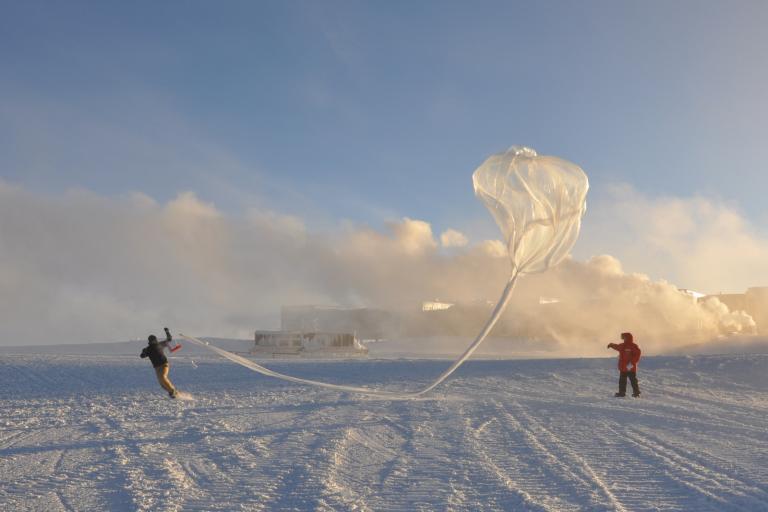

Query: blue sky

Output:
[2, 1, 768, 343]
[2, 0, 767, 237]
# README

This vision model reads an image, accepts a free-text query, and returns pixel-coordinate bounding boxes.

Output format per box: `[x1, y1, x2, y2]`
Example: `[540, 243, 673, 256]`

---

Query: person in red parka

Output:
[607, 332, 641, 397]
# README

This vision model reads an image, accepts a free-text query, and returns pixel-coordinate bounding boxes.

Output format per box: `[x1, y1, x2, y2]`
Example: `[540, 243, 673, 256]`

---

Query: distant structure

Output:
[705, 292, 748, 311]
[410, 299, 495, 337]
[701, 286, 768, 333]
[422, 300, 455, 312]
[679, 289, 706, 302]
[276, 286, 768, 343]
[252, 330, 368, 358]
[246, 305, 392, 358]
[281, 305, 393, 341]
[746, 287, 768, 334]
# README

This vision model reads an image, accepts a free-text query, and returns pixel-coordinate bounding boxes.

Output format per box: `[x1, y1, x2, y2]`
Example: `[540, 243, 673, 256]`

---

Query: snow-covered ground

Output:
[1, 351, 767, 511]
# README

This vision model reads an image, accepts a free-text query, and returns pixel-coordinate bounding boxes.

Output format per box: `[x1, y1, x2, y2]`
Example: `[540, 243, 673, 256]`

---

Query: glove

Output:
[606, 343, 612, 349]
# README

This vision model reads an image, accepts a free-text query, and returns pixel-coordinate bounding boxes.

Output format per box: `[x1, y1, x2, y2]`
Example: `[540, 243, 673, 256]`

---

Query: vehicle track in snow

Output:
[254, 397, 384, 511]
[461, 401, 562, 511]
[504, 382, 768, 511]
[369, 398, 482, 511]
[0, 426, 82, 511]
[497, 385, 768, 440]
[1, 354, 767, 511]
[467, 371, 768, 512]
[503, 400, 627, 511]
[620, 425, 768, 511]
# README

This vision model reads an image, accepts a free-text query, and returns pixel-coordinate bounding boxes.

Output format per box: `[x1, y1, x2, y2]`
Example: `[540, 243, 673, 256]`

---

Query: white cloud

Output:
[246, 209, 306, 242]
[389, 218, 438, 256]
[440, 228, 469, 248]
[514, 254, 757, 355]
[0, 185, 501, 343]
[0, 181, 760, 352]
[476, 240, 508, 258]
[577, 185, 768, 293]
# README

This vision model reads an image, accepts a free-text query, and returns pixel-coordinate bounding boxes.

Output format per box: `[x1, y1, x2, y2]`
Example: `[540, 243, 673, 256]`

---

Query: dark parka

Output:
[140, 330, 172, 368]
[140, 342, 168, 368]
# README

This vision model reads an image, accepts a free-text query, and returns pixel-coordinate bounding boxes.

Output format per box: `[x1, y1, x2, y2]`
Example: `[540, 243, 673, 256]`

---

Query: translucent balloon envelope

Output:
[473, 146, 589, 275]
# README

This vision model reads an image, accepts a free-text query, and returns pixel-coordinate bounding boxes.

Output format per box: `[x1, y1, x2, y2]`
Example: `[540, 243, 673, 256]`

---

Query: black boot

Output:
[614, 392, 625, 397]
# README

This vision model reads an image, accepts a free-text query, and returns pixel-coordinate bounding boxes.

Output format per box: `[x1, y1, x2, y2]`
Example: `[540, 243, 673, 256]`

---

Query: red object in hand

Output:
[170, 343, 182, 353]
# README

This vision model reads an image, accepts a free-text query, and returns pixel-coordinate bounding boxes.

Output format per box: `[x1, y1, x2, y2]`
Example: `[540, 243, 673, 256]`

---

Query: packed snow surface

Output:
[1, 353, 767, 511]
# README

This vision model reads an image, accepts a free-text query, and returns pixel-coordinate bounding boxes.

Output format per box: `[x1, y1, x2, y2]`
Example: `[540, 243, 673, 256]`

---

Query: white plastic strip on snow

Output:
[180, 273, 518, 399]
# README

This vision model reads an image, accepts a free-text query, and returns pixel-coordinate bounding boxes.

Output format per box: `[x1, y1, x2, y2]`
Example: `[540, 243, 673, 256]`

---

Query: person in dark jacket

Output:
[141, 327, 178, 398]
[607, 332, 641, 397]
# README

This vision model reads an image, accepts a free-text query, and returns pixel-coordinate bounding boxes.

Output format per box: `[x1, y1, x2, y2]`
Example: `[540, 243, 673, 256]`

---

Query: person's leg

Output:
[155, 364, 175, 393]
[629, 371, 640, 396]
[163, 365, 177, 396]
[154, 365, 169, 391]
[617, 372, 628, 396]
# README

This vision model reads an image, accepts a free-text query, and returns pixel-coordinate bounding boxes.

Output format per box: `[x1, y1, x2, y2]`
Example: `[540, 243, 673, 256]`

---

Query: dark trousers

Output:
[618, 371, 640, 396]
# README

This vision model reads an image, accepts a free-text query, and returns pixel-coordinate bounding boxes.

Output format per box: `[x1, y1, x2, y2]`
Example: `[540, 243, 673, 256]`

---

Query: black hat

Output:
[148, 334, 158, 344]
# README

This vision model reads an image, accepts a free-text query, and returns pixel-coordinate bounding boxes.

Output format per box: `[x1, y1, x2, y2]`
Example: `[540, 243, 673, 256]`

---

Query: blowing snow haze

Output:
[1, 179, 766, 352]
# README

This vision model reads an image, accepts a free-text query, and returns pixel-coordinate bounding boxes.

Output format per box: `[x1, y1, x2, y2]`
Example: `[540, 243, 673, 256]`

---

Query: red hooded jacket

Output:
[608, 340, 641, 372]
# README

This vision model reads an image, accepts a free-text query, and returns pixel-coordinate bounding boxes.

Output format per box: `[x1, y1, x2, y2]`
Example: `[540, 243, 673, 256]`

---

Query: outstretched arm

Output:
[162, 327, 182, 353]
[607, 343, 619, 351]
[140, 347, 148, 358]
[157, 327, 172, 349]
